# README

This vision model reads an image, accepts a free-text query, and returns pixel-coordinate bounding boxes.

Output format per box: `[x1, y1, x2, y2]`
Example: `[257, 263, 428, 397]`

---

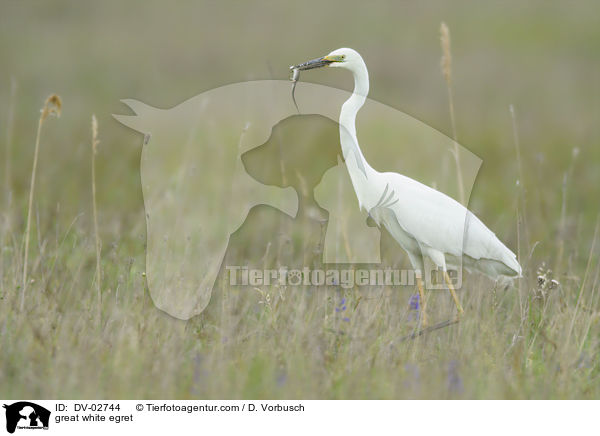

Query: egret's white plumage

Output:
[294, 48, 521, 300]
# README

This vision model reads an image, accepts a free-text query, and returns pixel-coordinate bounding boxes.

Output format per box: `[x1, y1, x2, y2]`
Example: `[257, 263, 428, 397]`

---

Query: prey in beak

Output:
[290, 54, 344, 71]
[292, 56, 334, 71]
[288, 55, 344, 113]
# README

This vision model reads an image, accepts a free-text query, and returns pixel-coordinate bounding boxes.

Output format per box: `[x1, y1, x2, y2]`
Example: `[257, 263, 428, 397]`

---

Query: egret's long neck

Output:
[339, 61, 370, 170]
[339, 59, 376, 209]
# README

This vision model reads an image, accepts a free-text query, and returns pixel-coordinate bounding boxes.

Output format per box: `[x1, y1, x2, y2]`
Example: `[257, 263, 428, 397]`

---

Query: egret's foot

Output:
[453, 302, 465, 320]
[443, 271, 464, 317]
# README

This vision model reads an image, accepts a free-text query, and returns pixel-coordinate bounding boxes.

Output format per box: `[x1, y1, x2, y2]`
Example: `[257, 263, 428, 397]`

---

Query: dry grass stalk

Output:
[21, 94, 62, 311]
[4, 77, 17, 211]
[440, 22, 465, 205]
[510, 104, 525, 314]
[564, 216, 600, 352]
[1, 78, 17, 283]
[510, 104, 532, 262]
[440, 22, 452, 85]
[91, 115, 102, 315]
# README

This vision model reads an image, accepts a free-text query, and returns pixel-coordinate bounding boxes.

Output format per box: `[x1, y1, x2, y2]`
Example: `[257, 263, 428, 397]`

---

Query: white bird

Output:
[293, 48, 521, 324]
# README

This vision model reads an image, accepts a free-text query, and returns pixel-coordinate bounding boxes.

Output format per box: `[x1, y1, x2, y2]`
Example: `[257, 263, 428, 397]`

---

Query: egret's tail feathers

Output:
[506, 256, 522, 278]
[463, 248, 522, 279]
[498, 243, 522, 277]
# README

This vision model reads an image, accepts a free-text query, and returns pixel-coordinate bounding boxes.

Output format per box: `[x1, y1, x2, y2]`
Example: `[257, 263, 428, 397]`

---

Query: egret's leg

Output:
[416, 275, 428, 327]
[443, 271, 464, 317]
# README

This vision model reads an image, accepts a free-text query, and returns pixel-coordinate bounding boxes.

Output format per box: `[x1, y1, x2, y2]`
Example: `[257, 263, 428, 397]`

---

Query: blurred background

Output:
[1, 0, 599, 250]
[1, 0, 599, 398]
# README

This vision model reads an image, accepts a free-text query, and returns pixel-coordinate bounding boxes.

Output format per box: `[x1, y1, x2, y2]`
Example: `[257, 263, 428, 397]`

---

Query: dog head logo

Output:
[114, 80, 481, 318]
[3, 402, 50, 433]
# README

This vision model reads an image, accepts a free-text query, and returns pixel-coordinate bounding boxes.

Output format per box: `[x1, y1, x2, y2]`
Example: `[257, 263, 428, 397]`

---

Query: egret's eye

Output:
[328, 54, 345, 62]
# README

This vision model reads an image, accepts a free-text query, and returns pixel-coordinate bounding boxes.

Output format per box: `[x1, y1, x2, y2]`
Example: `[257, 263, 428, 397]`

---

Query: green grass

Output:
[1, 0, 599, 399]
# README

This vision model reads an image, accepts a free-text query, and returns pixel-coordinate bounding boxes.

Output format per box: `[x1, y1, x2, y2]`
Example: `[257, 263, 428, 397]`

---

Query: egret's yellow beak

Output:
[322, 55, 345, 63]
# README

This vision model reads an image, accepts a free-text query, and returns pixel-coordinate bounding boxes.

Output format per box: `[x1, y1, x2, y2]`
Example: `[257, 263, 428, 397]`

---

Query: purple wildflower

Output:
[447, 360, 464, 394]
[335, 298, 350, 322]
[276, 370, 287, 387]
[408, 294, 420, 321]
[403, 363, 420, 391]
[409, 293, 420, 310]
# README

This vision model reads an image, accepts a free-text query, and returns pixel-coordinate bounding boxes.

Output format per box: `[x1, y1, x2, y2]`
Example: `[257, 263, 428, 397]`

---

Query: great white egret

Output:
[292, 48, 521, 324]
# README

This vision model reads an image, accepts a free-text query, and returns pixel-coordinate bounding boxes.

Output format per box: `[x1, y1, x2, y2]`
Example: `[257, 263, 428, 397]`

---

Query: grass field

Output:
[1, 0, 599, 399]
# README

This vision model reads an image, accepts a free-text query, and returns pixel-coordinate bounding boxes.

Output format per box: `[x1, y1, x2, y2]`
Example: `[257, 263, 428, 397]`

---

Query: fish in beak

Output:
[288, 55, 344, 113]
[290, 55, 344, 71]
[291, 56, 333, 71]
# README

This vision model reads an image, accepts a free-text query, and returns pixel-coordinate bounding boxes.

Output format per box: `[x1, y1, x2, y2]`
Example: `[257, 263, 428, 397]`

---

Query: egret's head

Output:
[292, 48, 362, 72]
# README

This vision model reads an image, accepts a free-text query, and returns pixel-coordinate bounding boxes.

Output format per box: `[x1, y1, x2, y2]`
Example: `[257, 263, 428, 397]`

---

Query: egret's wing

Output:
[384, 172, 520, 274]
